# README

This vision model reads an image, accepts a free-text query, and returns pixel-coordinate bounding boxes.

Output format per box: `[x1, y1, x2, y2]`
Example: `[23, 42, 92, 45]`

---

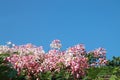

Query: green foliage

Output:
[53, 69, 74, 80]
[83, 67, 111, 79]
[109, 75, 118, 80]
[107, 56, 120, 67]
[39, 71, 52, 80]
[0, 53, 17, 80]
[0, 53, 10, 63]
[83, 56, 120, 80]
[86, 52, 96, 64]
[38, 68, 74, 80]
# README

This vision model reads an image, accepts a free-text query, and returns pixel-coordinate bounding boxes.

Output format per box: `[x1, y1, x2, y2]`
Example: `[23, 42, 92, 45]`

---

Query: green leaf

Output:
[109, 75, 117, 80]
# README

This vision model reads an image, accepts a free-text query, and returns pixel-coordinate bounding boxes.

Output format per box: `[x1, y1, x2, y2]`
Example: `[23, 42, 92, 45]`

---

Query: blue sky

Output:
[0, 0, 120, 59]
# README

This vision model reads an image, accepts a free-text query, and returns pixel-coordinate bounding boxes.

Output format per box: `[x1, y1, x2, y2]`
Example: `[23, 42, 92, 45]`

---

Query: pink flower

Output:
[3, 39, 107, 79]
[93, 48, 106, 58]
[50, 39, 62, 49]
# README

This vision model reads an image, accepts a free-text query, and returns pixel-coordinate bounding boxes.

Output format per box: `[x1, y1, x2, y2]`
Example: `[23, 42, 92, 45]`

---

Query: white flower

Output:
[7, 41, 12, 45]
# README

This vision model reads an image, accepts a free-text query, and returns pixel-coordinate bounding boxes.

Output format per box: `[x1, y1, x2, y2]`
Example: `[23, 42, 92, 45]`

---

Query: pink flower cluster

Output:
[90, 48, 107, 66]
[2, 40, 107, 79]
[50, 39, 62, 49]
[0, 43, 45, 57]
[93, 48, 106, 58]
[6, 54, 40, 75]
[69, 57, 88, 78]
[66, 44, 86, 57]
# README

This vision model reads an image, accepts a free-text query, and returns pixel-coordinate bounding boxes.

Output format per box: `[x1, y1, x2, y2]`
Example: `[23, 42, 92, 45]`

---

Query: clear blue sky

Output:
[0, 0, 120, 59]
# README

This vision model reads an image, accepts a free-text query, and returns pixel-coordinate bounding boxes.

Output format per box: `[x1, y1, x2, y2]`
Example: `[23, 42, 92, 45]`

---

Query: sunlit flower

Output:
[50, 39, 62, 49]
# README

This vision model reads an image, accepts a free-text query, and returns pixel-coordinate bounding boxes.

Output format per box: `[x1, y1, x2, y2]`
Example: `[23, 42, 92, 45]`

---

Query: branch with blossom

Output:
[0, 39, 108, 79]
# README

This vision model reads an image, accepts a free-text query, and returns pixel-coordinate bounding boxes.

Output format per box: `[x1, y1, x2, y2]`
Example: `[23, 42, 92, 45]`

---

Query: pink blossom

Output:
[2, 40, 107, 79]
[50, 39, 62, 49]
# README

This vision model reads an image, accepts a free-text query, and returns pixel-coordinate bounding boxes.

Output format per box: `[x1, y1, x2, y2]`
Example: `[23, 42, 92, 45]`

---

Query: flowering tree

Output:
[0, 39, 110, 80]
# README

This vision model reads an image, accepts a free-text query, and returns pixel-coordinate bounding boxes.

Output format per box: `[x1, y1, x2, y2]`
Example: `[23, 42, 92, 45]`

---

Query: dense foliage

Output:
[0, 40, 119, 80]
